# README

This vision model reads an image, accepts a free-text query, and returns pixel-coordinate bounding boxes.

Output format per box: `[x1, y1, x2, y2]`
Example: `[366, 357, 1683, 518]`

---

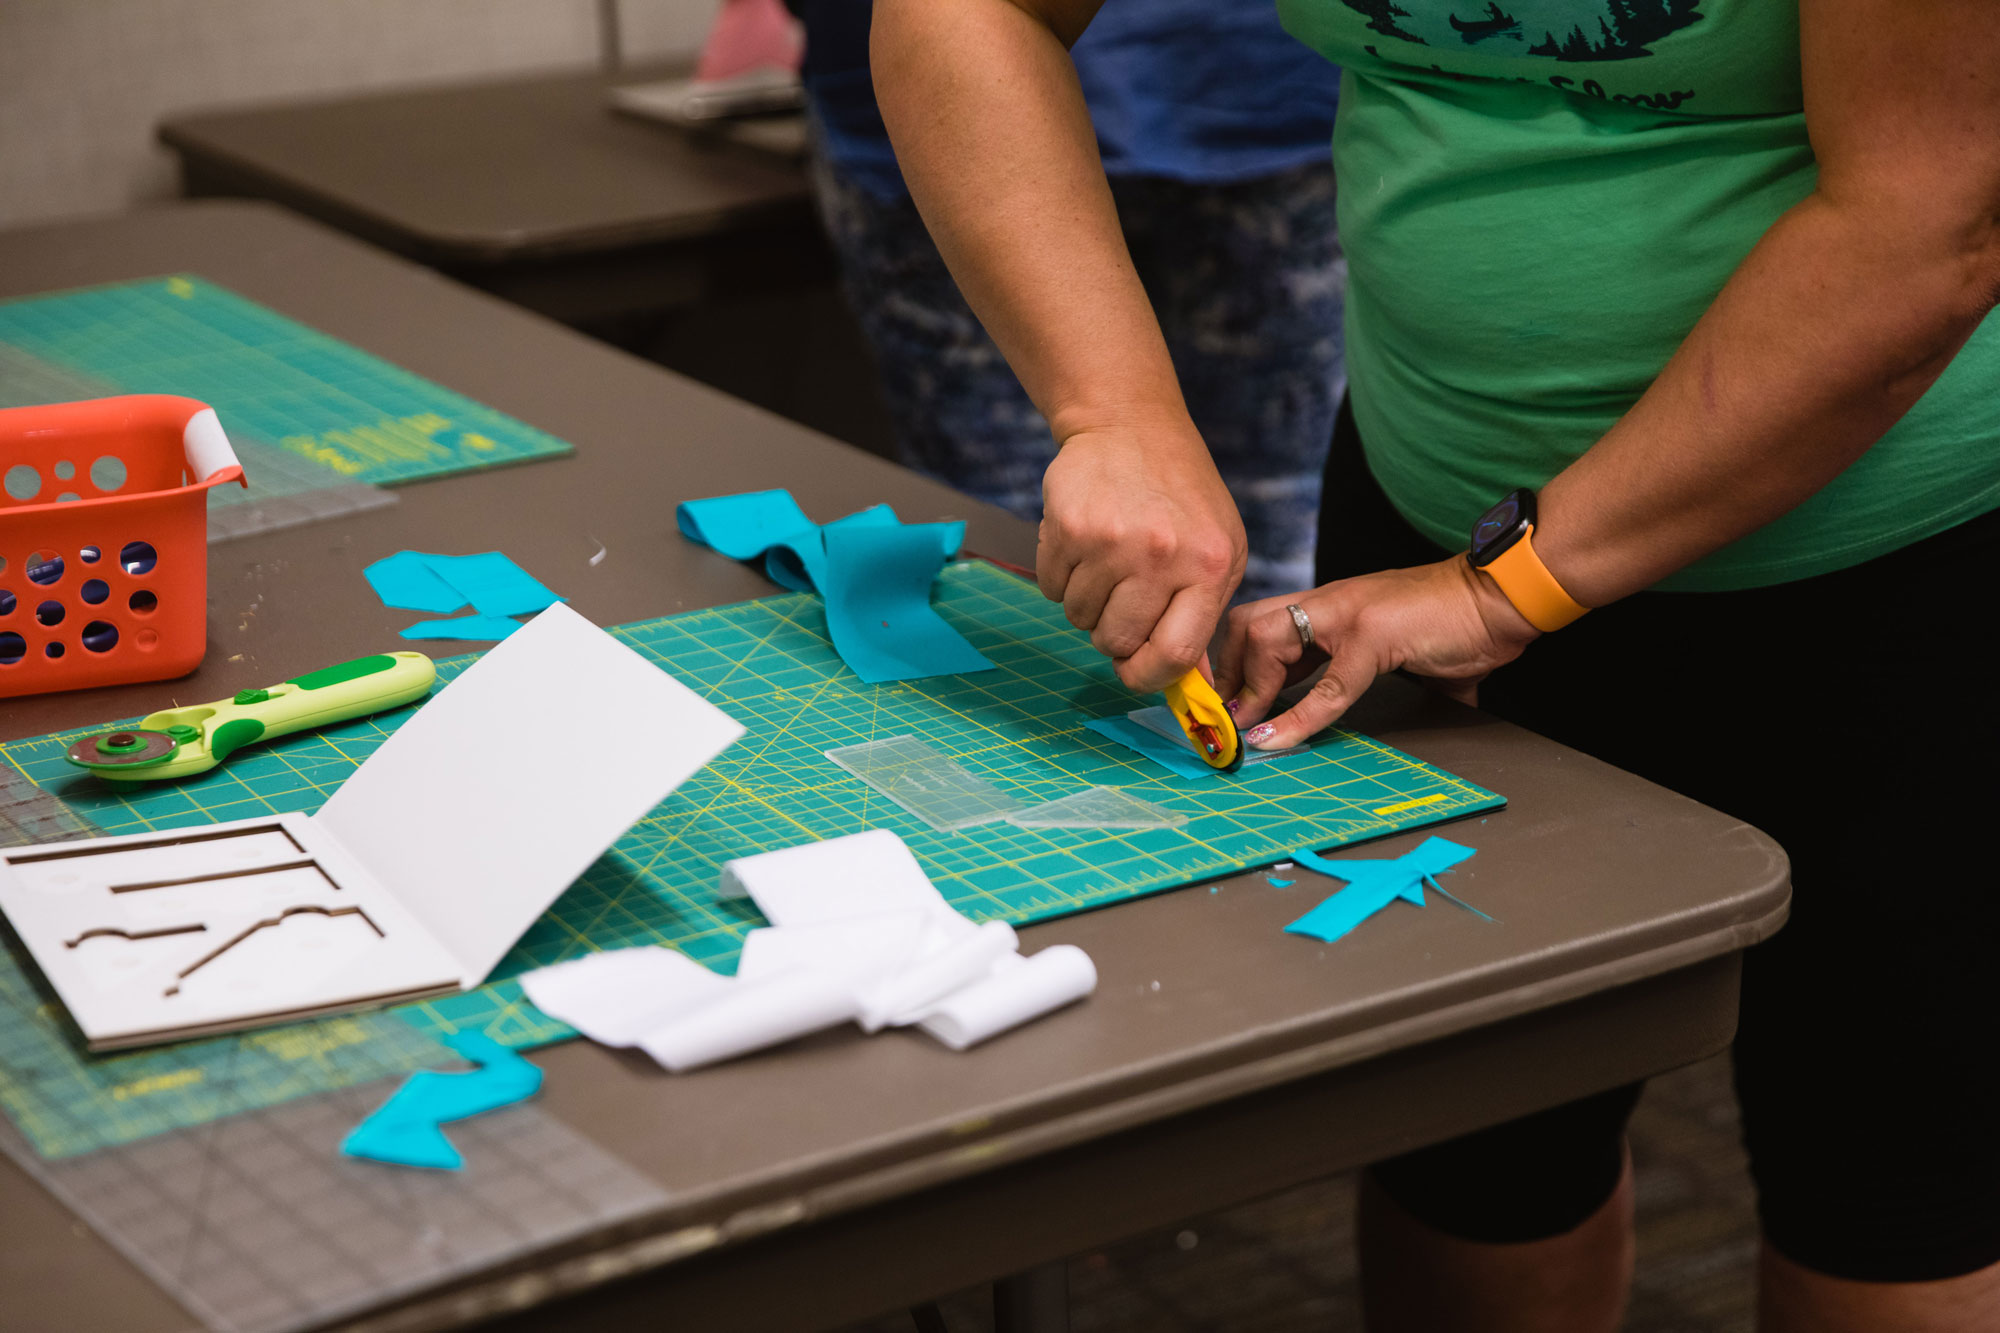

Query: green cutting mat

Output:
[0, 274, 571, 484]
[0, 561, 1501, 1158]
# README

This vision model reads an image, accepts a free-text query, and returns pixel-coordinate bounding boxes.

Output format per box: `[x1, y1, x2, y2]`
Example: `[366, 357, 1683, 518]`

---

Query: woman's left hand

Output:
[1213, 557, 1542, 750]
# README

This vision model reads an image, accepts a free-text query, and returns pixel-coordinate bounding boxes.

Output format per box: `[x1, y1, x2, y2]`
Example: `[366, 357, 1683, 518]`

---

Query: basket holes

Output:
[26, 551, 62, 585]
[91, 457, 127, 493]
[120, 541, 157, 576]
[53, 461, 74, 481]
[0, 590, 12, 616]
[128, 589, 158, 615]
[79, 545, 100, 564]
[81, 579, 109, 605]
[81, 621, 118, 653]
[5, 465, 40, 501]
[45, 642, 65, 659]
[134, 628, 158, 652]
[35, 600, 64, 627]
[56, 492, 80, 504]
[0, 632, 24, 665]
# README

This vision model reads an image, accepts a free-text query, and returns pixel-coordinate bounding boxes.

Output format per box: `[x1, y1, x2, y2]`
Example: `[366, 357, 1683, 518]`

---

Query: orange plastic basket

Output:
[1, 395, 245, 698]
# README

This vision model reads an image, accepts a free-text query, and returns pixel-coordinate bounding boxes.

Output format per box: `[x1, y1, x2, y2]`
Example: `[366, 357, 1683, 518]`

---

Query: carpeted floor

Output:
[845, 1052, 1758, 1333]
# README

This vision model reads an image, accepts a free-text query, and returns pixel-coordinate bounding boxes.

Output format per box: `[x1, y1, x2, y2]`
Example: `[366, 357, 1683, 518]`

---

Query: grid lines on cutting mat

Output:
[1, 561, 1501, 1115]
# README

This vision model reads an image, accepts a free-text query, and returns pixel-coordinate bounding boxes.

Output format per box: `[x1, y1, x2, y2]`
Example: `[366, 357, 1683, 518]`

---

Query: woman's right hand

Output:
[1037, 416, 1247, 694]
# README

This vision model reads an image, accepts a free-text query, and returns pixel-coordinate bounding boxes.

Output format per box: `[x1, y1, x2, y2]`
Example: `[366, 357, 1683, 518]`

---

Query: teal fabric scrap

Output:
[421, 552, 562, 617]
[1082, 714, 1224, 781]
[679, 488, 982, 683]
[678, 489, 966, 594]
[778, 510, 962, 593]
[1284, 837, 1483, 944]
[365, 549, 466, 614]
[365, 550, 562, 617]
[398, 614, 523, 642]
[1267, 877, 1297, 888]
[676, 488, 812, 560]
[340, 1032, 542, 1170]
[765, 503, 900, 591]
[820, 522, 994, 683]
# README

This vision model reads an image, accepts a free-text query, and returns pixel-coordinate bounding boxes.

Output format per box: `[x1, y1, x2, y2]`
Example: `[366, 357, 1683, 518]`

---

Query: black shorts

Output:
[1317, 399, 2000, 1283]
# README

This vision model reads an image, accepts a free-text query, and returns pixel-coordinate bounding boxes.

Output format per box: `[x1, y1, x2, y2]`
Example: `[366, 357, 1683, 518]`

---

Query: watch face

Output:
[1469, 489, 1535, 564]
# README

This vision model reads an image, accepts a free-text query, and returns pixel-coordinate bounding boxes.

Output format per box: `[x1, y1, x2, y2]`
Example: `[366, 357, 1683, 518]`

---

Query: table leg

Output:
[993, 1261, 1069, 1333]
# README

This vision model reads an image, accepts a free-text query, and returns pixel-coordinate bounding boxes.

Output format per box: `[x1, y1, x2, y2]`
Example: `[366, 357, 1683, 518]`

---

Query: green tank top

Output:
[1276, 0, 2000, 590]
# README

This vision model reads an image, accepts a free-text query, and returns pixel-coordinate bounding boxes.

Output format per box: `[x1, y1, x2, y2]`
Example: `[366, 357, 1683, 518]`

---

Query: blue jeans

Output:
[810, 151, 1345, 602]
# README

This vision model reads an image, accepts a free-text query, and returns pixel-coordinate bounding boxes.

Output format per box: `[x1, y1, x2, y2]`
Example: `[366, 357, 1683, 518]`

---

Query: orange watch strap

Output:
[1480, 522, 1589, 632]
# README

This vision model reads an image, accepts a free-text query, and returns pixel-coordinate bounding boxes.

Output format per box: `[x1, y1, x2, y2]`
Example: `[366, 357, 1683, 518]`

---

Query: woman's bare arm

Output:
[1536, 0, 2000, 603]
[1218, 0, 2000, 745]
[873, 0, 1246, 691]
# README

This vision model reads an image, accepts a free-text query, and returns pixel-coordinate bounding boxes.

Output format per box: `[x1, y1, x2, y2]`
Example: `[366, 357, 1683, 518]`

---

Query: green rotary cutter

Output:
[65, 652, 438, 784]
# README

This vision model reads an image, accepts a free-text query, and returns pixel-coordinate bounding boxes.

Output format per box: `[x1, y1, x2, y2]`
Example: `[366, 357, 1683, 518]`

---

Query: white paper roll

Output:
[862, 920, 1019, 1032]
[639, 966, 862, 1072]
[716, 828, 952, 927]
[916, 945, 1097, 1051]
[519, 946, 728, 1048]
[735, 910, 932, 984]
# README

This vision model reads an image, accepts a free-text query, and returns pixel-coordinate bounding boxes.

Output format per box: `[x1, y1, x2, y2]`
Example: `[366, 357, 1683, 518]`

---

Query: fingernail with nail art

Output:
[1225, 698, 1240, 715]
[1243, 723, 1276, 748]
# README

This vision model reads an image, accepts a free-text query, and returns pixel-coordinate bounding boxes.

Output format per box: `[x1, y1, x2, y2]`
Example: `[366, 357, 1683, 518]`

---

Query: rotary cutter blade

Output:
[1162, 669, 1243, 773]
[65, 729, 183, 771]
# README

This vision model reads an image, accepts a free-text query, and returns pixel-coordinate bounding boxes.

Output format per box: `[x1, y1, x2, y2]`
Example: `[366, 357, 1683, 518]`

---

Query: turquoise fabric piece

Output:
[675, 488, 813, 560]
[1284, 837, 1481, 944]
[1082, 714, 1223, 781]
[678, 489, 967, 593]
[366, 550, 561, 618]
[764, 503, 900, 591]
[364, 550, 467, 615]
[340, 1032, 542, 1170]
[420, 552, 561, 618]
[777, 510, 963, 592]
[820, 523, 994, 683]
[398, 614, 523, 642]
[679, 489, 980, 682]
[765, 506, 965, 594]
[1267, 877, 1297, 888]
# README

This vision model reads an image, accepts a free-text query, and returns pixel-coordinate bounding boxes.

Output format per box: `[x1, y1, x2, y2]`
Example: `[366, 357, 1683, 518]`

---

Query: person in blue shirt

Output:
[794, 0, 1343, 601]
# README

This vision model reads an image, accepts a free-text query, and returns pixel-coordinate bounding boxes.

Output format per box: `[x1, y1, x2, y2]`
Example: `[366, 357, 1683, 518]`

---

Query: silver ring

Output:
[1284, 603, 1315, 652]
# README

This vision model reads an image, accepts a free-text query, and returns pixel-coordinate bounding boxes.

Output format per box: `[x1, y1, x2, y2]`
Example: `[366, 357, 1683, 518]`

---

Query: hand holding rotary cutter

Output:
[1162, 667, 1243, 773]
[65, 652, 437, 783]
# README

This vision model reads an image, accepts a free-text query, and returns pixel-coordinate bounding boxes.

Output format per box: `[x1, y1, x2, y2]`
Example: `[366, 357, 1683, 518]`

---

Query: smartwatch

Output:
[1466, 488, 1589, 632]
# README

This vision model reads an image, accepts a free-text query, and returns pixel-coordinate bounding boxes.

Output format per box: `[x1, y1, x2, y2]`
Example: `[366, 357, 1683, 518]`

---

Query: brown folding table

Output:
[156, 64, 822, 327]
[156, 63, 887, 459]
[0, 202, 1788, 1333]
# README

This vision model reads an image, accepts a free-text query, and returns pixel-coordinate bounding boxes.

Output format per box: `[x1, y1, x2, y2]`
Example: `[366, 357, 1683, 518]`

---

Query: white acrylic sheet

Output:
[318, 602, 745, 983]
[520, 831, 1097, 1070]
[0, 604, 744, 1049]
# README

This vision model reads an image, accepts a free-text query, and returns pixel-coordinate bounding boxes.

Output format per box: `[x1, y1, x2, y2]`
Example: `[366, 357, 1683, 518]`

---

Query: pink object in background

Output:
[695, 0, 804, 82]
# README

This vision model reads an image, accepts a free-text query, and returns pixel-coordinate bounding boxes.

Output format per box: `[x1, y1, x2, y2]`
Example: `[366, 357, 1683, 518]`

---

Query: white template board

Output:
[0, 604, 743, 1050]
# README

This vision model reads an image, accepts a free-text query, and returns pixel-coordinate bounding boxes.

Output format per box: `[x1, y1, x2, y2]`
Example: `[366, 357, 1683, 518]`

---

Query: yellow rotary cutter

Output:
[65, 652, 437, 784]
[1162, 667, 1243, 773]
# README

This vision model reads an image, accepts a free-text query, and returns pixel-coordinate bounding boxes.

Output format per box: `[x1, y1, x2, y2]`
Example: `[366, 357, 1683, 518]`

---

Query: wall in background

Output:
[0, 0, 721, 230]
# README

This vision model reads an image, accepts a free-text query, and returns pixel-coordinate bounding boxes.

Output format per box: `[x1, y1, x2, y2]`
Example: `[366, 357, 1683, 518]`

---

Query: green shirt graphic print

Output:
[1278, 0, 2000, 590]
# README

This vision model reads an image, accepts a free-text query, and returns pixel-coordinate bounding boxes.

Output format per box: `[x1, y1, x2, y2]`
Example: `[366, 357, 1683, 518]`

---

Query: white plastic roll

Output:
[715, 828, 951, 927]
[639, 966, 862, 1072]
[862, 920, 1019, 1032]
[518, 946, 728, 1048]
[916, 945, 1097, 1051]
[735, 910, 931, 984]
